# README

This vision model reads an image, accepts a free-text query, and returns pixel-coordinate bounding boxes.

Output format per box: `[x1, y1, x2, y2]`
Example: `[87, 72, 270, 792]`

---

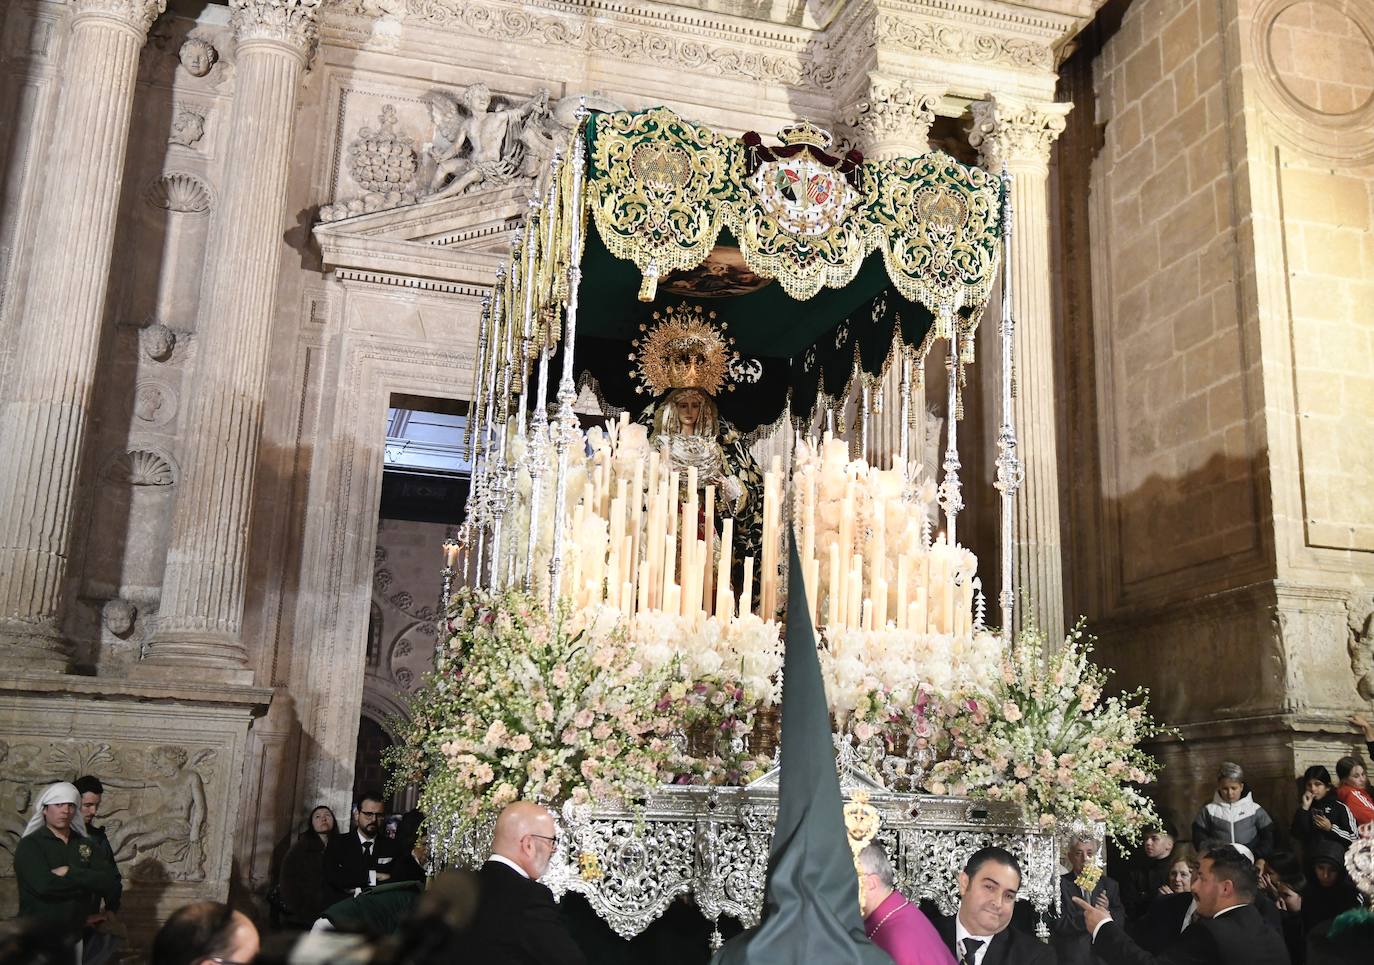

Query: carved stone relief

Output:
[102, 598, 137, 637]
[168, 105, 207, 149]
[133, 380, 178, 427]
[178, 37, 218, 77]
[841, 75, 943, 159]
[1348, 592, 1374, 701]
[141, 323, 177, 361]
[107, 449, 177, 487]
[145, 173, 213, 214]
[0, 740, 214, 882]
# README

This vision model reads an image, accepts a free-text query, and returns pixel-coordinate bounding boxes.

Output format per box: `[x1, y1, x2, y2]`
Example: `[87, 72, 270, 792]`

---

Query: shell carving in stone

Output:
[111, 449, 176, 486]
[145, 173, 212, 213]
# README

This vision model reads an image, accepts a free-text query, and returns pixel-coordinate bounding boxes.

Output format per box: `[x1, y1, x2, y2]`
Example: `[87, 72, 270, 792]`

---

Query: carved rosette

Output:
[967, 96, 1072, 172]
[842, 77, 944, 160]
[228, 0, 322, 56]
[71, 0, 167, 36]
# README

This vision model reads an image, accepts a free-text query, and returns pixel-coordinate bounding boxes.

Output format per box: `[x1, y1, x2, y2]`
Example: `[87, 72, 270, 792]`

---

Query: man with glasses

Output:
[462, 800, 586, 964]
[324, 790, 421, 905]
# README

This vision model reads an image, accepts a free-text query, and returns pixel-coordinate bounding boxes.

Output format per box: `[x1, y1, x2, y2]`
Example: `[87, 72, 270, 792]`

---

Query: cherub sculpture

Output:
[422, 84, 549, 199]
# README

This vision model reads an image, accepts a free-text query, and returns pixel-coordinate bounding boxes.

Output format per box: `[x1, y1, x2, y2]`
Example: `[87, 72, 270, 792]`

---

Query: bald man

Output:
[461, 801, 586, 964]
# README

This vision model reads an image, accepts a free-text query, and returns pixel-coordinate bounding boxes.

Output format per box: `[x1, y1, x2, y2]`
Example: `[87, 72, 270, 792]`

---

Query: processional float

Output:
[432, 105, 1056, 941]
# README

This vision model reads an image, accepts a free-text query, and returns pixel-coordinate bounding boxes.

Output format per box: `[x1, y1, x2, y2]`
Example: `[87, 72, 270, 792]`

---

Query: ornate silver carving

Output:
[992, 168, 1023, 640]
[432, 771, 1057, 940]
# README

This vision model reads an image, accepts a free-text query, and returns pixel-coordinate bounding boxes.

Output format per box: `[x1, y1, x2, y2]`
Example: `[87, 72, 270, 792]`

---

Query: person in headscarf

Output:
[13, 782, 119, 947]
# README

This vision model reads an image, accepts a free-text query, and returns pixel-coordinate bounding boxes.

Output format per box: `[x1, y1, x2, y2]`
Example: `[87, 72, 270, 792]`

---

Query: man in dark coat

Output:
[1053, 831, 1127, 964]
[14, 782, 120, 940]
[1073, 845, 1290, 964]
[323, 791, 422, 904]
[460, 800, 586, 965]
[933, 847, 1055, 965]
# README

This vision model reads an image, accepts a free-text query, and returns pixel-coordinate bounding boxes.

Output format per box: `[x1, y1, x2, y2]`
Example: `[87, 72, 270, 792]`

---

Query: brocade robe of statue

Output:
[863, 891, 958, 965]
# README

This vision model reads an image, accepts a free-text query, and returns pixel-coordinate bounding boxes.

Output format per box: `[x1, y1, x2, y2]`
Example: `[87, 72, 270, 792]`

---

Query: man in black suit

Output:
[1073, 845, 1290, 964]
[323, 791, 422, 905]
[1053, 831, 1127, 964]
[461, 800, 586, 965]
[935, 846, 1055, 964]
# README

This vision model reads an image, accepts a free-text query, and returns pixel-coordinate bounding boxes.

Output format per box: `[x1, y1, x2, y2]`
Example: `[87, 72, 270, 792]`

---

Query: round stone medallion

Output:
[1267, 0, 1374, 116]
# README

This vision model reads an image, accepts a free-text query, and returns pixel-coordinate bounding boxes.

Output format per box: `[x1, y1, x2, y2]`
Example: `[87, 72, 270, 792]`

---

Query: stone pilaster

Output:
[143, 0, 320, 677]
[968, 94, 1072, 643]
[0, 0, 167, 670]
[841, 74, 943, 160]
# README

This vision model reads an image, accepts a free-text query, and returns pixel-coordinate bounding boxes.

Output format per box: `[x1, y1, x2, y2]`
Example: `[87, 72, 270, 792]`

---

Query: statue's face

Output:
[467, 89, 491, 112]
[674, 391, 705, 432]
[179, 40, 214, 77]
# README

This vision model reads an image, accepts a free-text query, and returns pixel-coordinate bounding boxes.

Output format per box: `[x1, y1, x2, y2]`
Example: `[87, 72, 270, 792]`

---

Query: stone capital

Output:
[71, 0, 167, 36]
[967, 94, 1072, 172]
[229, 0, 322, 56]
[842, 75, 944, 160]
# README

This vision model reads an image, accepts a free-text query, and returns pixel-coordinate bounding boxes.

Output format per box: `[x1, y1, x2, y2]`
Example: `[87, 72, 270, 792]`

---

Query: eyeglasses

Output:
[358, 810, 386, 818]
[527, 833, 559, 848]
[206, 959, 252, 965]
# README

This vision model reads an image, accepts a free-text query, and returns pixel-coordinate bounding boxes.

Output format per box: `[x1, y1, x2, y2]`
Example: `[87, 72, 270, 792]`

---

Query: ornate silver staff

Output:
[548, 108, 589, 609]
[937, 311, 964, 543]
[992, 166, 1023, 642]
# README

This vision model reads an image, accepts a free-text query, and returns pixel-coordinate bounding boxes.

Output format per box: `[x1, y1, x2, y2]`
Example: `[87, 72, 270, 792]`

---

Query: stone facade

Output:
[0, 0, 1369, 952]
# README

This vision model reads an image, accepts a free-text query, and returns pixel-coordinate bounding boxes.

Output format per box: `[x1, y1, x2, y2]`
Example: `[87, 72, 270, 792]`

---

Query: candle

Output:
[740, 555, 754, 618]
[716, 518, 734, 617]
[805, 557, 820, 627]
[662, 532, 676, 612]
[873, 577, 886, 628]
[914, 585, 927, 634]
[848, 555, 862, 630]
[828, 541, 841, 628]
[896, 555, 909, 630]
[702, 485, 714, 616]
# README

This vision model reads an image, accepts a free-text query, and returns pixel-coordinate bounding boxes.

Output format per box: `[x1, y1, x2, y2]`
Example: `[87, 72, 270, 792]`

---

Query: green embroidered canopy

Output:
[531, 107, 1005, 432]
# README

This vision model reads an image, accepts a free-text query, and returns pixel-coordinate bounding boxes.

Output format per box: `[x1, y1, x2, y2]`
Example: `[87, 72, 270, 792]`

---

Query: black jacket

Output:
[323, 831, 422, 904]
[1290, 798, 1357, 856]
[1053, 872, 1127, 964]
[460, 860, 587, 965]
[279, 831, 336, 926]
[934, 911, 1056, 965]
[1092, 902, 1290, 965]
[84, 823, 121, 913]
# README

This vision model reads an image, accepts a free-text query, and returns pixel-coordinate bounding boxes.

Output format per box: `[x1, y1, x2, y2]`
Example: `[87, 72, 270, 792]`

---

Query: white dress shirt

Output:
[489, 853, 530, 879]
[954, 917, 995, 965]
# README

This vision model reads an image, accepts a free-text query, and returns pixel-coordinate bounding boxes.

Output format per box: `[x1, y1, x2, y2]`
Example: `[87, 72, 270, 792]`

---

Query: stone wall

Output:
[1057, 0, 1374, 836]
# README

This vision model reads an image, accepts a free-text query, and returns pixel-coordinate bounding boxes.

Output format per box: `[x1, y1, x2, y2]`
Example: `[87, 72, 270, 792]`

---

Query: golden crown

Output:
[628, 303, 739, 396]
[776, 119, 834, 151]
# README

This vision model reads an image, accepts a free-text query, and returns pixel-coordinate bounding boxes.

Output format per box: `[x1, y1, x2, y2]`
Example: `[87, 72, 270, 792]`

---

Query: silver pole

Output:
[993, 166, 1023, 642]
[548, 107, 589, 610]
[488, 269, 511, 589]
[516, 202, 540, 438]
[937, 312, 963, 544]
[521, 155, 562, 592]
[898, 350, 912, 477]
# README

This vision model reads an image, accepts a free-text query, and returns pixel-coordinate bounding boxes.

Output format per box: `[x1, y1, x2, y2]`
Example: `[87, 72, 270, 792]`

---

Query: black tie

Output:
[961, 938, 984, 965]
[363, 841, 373, 860]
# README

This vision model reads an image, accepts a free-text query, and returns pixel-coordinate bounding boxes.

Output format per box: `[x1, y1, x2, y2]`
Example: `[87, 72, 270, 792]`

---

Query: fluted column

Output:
[968, 95, 1072, 643]
[0, 0, 167, 670]
[143, 0, 320, 675]
[841, 74, 943, 161]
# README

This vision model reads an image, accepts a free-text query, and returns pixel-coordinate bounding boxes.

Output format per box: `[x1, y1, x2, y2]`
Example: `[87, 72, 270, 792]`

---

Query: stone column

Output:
[841, 74, 943, 161]
[0, 0, 166, 670]
[143, 0, 320, 677]
[968, 94, 1072, 643]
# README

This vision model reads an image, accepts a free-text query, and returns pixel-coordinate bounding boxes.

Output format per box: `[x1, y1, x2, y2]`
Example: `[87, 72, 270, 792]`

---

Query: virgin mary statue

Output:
[629, 304, 764, 584]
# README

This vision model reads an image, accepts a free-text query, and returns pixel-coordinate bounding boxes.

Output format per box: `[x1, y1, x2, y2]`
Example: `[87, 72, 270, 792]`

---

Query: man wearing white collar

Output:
[460, 801, 586, 964]
[1075, 845, 1290, 964]
[937, 847, 1054, 965]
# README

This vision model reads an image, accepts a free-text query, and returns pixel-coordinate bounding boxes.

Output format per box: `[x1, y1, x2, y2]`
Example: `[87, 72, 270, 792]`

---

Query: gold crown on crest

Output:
[845, 789, 881, 858]
[776, 119, 834, 151]
[628, 303, 740, 396]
